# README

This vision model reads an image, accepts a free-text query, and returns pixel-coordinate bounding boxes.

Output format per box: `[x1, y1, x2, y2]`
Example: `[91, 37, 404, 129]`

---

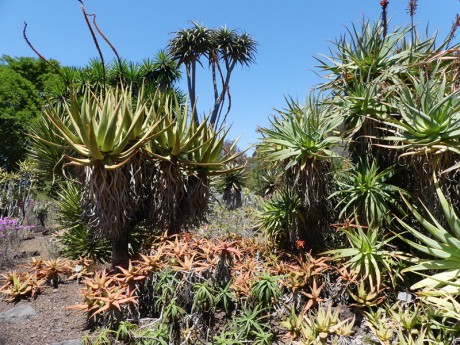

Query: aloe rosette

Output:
[42, 86, 163, 169]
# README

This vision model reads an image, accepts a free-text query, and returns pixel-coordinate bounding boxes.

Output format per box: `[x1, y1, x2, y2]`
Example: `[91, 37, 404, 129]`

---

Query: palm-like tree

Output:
[143, 50, 182, 91]
[209, 27, 257, 126]
[168, 23, 256, 127]
[168, 22, 211, 125]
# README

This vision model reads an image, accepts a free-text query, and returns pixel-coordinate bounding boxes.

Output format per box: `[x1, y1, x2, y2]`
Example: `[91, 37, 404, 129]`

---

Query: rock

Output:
[0, 305, 37, 323]
[51, 340, 81, 345]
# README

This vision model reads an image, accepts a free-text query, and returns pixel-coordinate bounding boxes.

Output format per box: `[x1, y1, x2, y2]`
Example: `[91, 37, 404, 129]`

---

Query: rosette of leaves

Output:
[54, 171, 110, 262]
[258, 188, 303, 247]
[332, 80, 392, 161]
[43, 86, 161, 169]
[324, 221, 404, 290]
[382, 73, 460, 171]
[28, 113, 71, 181]
[315, 20, 410, 90]
[398, 172, 460, 296]
[330, 158, 404, 228]
[257, 95, 342, 249]
[257, 165, 282, 198]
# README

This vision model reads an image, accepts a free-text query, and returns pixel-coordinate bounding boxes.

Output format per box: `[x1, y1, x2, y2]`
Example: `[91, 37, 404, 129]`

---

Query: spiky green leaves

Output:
[382, 74, 460, 167]
[258, 188, 302, 243]
[324, 223, 402, 289]
[315, 20, 410, 89]
[330, 158, 404, 228]
[398, 172, 460, 295]
[41, 86, 161, 169]
[145, 99, 244, 174]
[258, 97, 342, 169]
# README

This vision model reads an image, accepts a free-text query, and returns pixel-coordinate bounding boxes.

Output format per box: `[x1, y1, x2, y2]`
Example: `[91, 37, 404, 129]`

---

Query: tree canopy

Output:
[0, 56, 61, 170]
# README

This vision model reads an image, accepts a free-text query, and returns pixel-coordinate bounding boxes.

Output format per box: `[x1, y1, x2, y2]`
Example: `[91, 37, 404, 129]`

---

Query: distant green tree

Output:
[0, 66, 41, 170]
[1, 55, 61, 97]
[0, 56, 61, 170]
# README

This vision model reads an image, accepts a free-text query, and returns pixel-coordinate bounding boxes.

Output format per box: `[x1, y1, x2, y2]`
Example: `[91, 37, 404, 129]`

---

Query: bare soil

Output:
[0, 232, 89, 345]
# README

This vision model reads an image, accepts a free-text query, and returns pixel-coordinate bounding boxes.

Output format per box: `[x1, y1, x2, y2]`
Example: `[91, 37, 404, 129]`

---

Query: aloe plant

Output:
[315, 20, 410, 90]
[33, 85, 165, 267]
[142, 98, 244, 233]
[324, 221, 403, 289]
[258, 188, 302, 246]
[257, 95, 342, 249]
[398, 171, 460, 295]
[330, 158, 404, 228]
[382, 73, 460, 168]
[43, 86, 161, 169]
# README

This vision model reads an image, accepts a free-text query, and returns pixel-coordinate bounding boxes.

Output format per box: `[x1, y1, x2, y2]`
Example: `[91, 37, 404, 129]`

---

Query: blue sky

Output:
[1, 0, 459, 151]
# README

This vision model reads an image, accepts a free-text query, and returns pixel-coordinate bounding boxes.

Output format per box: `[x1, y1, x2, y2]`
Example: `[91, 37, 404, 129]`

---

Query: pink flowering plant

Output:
[0, 217, 34, 268]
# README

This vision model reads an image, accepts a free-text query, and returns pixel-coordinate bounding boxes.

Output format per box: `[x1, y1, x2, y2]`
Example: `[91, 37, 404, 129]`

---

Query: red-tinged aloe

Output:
[0, 271, 45, 302]
[91, 287, 138, 319]
[115, 261, 146, 295]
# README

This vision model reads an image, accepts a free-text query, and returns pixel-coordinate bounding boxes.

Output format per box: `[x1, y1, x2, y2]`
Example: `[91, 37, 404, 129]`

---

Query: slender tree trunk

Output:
[191, 60, 199, 126]
[185, 63, 199, 126]
[210, 61, 235, 126]
[211, 59, 219, 103]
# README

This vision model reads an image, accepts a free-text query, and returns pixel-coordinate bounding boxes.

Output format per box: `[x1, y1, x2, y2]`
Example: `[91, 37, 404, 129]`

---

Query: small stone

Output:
[0, 305, 37, 324]
[51, 340, 81, 345]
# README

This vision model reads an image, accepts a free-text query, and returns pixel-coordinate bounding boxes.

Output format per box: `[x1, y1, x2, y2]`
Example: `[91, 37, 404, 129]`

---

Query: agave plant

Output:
[257, 95, 342, 249]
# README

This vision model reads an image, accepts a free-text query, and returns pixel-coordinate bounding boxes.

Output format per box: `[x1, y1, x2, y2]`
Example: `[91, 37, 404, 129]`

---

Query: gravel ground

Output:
[0, 233, 89, 345]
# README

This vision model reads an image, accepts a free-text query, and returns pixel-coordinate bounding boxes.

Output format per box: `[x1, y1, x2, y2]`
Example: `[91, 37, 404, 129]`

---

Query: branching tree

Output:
[168, 22, 257, 127]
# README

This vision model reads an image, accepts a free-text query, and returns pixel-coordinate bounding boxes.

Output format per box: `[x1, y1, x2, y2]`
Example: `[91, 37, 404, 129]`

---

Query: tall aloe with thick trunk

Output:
[257, 95, 342, 250]
[39, 85, 162, 267]
[143, 99, 243, 233]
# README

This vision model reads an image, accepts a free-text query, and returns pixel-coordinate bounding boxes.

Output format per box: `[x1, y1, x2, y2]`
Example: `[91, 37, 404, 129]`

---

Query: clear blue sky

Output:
[1, 1, 459, 151]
